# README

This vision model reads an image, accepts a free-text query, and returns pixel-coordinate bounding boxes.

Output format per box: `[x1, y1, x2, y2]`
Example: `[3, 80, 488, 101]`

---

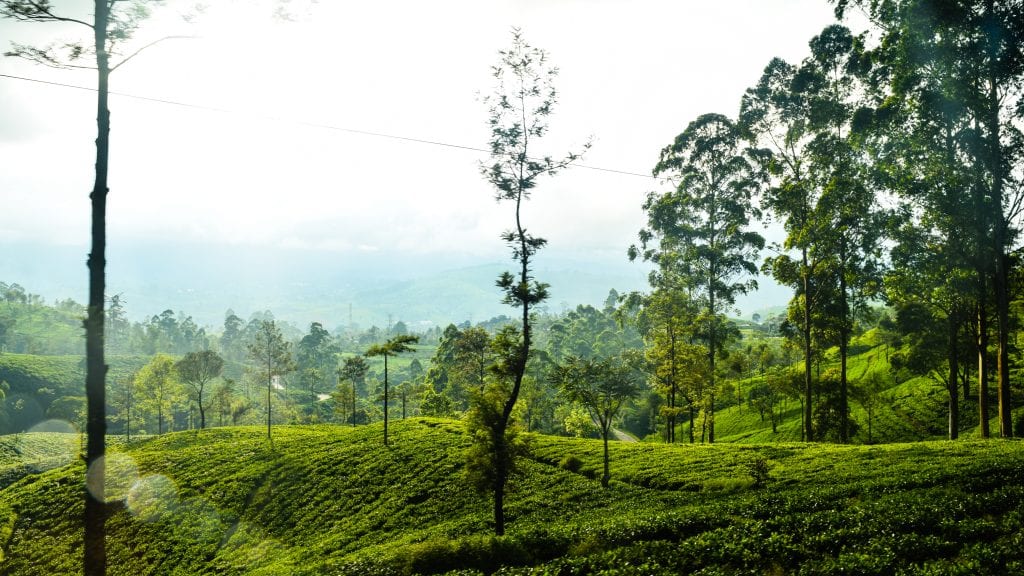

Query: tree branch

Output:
[111, 35, 195, 72]
[5, 42, 96, 70]
[0, 0, 95, 28]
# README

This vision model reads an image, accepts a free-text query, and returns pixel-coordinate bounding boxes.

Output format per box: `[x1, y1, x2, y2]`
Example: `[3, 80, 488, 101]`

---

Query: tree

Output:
[110, 372, 136, 442]
[247, 320, 295, 441]
[741, 55, 826, 442]
[802, 25, 884, 444]
[743, 25, 884, 443]
[136, 354, 183, 435]
[551, 355, 639, 488]
[337, 355, 369, 426]
[221, 310, 246, 363]
[474, 28, 587, 536]
[300, 367, 323, 422]
[0, 2, 176, 570]
[297, 322, 338, 416]
[632, 113, 765, 443]
[874, 0, 1020, 438]
[836, 0, 1024, 443]
[105, 294, 128, 353]
[365, 334, 419, 446]
[850, 371, 887, 443]
[452, 326, 493, 392]
[626, 288, 702, 443]
[175, 349, 224, 430]
[331, 379, 355, 424]
[423, 324, 461, 409]
[211, 379, 236, 428]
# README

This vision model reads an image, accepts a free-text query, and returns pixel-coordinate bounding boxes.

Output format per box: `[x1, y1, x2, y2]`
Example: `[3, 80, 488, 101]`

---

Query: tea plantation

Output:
[1, 420, 1023, 575]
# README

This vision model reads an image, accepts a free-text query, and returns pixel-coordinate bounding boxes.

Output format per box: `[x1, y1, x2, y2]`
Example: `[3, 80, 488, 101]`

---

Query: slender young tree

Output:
[473, 28, 587, 536]
[551, 355, 640, 488]
[175, 349, 224, 430]
[337, 355, 369, 426]
[624, 287, 701, 443]
[247, 320, 295, 441]
[365, 334, 419, 446]
[136, 353, 182, 435]
[632, 113, 765, 443]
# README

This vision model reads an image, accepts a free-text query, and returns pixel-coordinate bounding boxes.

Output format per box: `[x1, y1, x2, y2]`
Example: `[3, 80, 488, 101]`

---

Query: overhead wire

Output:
[0, 72, 656, 179]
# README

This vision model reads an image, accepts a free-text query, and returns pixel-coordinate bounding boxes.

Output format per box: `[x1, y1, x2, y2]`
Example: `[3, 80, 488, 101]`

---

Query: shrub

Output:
[702, 477, 755, 493]
[747, 457, 771, 487]
[559, 454, 583, 473]
[400, 535, 530, 575]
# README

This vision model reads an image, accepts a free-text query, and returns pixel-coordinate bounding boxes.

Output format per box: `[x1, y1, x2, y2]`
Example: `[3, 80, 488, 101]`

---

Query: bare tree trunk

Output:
[802, 249, 813, 442]
[839, 240, 850, 444]
[708, 288, 716, 444]
[84, 2, 110, 574]
[601, 429, 610, 488]
[978, 304, 990, 438]
[948, 313, 960, 440]
[493, 451, 506, 536]
[977, 0, 1012, 439]
[687, 402, 695, 444]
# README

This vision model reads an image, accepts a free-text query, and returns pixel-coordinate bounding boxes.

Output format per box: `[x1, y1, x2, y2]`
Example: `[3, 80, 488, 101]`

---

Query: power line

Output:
[0, 72, 656, 180]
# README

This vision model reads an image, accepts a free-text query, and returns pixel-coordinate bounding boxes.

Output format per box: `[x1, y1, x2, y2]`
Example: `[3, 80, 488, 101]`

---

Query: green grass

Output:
[2, 421, 1024, 574]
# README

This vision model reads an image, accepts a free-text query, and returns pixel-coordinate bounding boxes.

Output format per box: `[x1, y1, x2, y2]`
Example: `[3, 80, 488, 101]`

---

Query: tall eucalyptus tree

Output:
[834, 0, 1024, 437]
[803, 25, 885, 443]
[741, 56, 826, 442]
[632, 113, 765, 443]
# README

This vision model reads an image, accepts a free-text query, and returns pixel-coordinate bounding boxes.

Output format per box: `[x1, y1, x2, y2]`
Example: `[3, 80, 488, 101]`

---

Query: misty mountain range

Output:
[1, 241, 790, 331]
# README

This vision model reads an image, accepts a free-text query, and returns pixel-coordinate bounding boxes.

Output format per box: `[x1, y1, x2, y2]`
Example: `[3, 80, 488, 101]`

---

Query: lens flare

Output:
[126, 474, 179, 522]
[86, 453, 141, 503]
[17, 419, 79, 471]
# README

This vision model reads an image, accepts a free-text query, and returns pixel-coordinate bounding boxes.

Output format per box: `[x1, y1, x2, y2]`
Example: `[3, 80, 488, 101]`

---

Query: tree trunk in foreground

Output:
[84, 1, 110, 574]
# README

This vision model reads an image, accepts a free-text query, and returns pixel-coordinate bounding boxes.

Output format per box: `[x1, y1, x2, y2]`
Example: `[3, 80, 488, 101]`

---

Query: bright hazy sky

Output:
[1, 0, 847, 265]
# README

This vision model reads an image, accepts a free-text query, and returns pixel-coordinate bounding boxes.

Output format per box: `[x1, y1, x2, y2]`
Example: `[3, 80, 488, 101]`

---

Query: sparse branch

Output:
[0, 0, 94, 28]
[5, 41, 95, 69]
[111, 34, 195, 71]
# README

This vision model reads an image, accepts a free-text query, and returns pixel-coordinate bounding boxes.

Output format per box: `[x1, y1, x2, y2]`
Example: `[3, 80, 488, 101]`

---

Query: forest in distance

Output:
[3, 0, 1024, 574]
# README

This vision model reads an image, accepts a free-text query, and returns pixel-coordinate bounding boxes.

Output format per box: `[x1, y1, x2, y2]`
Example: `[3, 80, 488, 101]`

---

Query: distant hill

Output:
[2, 422, 1024, 574]
[0, 241, 791, 330]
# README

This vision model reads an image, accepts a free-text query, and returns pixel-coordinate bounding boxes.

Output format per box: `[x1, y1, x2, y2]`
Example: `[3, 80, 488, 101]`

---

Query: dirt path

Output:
[612, 427, 638, 443]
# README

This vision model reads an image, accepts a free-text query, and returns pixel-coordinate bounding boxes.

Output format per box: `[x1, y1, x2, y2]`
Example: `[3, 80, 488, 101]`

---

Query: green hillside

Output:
[0, 354, 152, 434]
[709, 330, 1017, 445]
[2, 421, 1024, 574]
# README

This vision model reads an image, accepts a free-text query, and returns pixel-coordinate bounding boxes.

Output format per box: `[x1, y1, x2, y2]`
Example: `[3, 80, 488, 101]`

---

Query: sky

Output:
[0, 0, 852, 323]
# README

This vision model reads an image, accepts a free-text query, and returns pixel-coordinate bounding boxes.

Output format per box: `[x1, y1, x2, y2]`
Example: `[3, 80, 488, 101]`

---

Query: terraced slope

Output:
[1, 421, 1023, 574]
